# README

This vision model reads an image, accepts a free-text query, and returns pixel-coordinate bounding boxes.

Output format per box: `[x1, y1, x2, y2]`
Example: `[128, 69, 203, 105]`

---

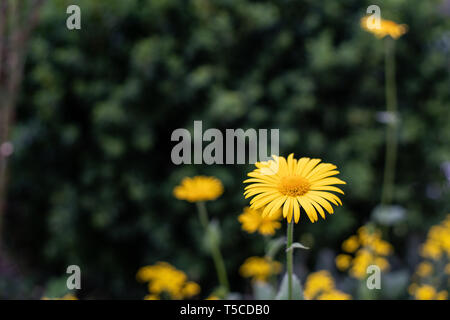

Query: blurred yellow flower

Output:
[174, 176, 223, 202]
[342, 235, 360, 253]
[317, 289, 352, 300]
[420, 215, 450, 260]
[337, 225, 393, 279]
[238, 206, 281, 236]
[360, 16, 408, 39]
[239, 256, 282, 282]
[244, 154, 345, 223]
[144, 294, 160, 300]
[415, 262, 433, 278]
[205, 295, 220, 300]
[182, 281, 201, 298]
[137, 262, 200, 299]
[350, 249, 374, 279]
[414, 285, 437, 300]
[445, 263, 450, 275]
[304, 270, 351, 300]
[437, 291, 448, 300]
[409, 215, 450, 300]
[304, 271, 335, 300]
[335, 254, 352, 271]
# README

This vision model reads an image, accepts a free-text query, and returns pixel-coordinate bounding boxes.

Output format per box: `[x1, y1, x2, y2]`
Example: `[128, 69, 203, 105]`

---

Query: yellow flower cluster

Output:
[409, 284, 447, 300]
[360, 17, 408, 39]
[420, 214, 450, 260]
[238, 206, 282, 236]
[335, 226, 393, 279]
[409, 215, 450, 300]
[137, 262, 200, 300]
[174, 176, 224, 202]
[303, 270, 351, 300]
[239, 256, 282, 282]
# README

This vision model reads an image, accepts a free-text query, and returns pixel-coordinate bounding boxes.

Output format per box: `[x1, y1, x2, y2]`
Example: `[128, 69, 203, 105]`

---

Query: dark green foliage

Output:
[3, 0, 449, 298]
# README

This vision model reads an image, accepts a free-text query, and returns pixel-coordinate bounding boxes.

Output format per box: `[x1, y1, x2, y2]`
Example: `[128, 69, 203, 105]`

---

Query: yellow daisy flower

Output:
[243, 154, 346, 223]
[238, 206, 282, 236]
[174, 176, 223, 202]
[361, 16, 408, 39]
[239, 256, 282, 282]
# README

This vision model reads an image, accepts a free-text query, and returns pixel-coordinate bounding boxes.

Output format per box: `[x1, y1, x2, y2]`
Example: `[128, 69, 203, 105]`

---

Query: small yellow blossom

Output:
[174, 176, 223, 202]
[415, 262, 433, 278]
[337, 225, 393, 279]
[182, 281, 201, 298]
[415, 285, 437, 300]
[304, 270, 352, 300]
[342, 235, 360, 253]
[137, 262, 200, 299]
[238, 206, 281, 236]
[304, 271, 335, 300]
[361, 16, 408, 39]
[239, 257, 282, 282]
[335, 254, 352, 271]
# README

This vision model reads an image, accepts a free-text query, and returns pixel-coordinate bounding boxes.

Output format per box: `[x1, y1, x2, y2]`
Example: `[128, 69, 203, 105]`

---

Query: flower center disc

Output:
[278, 176, 311, 197]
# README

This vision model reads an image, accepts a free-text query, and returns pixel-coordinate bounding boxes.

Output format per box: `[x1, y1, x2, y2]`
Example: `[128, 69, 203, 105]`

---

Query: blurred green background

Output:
[1, 0, 449, 299]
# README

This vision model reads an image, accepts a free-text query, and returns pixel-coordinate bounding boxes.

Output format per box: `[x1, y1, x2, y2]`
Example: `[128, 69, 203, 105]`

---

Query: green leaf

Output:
[285, 242, 309, 252]
[265, 236, 285, 259]
[275, 273, 304, 300]
[253, 281, 276, 300]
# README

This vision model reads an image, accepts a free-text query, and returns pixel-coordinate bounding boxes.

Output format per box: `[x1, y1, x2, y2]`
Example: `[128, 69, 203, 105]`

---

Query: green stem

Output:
[286, 221, 294, 300]
[196, 201, 209, 229]
[381, 38, 398, 206]
[195, 201, 230, 294]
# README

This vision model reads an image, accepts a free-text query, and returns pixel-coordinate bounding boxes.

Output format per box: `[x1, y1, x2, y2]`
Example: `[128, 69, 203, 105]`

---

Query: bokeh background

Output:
[0, 0, 449, 299]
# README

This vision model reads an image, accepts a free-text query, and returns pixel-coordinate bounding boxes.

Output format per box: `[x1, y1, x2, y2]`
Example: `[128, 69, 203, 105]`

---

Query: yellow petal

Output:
[293, 199, 300, 223]
[297, 196, 318, 222]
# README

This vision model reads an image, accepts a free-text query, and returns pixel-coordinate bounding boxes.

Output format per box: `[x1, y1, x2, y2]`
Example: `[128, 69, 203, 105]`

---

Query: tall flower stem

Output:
[381, 38, 398, 205]
[286, 220, 294, 300]
[196, 201, 229, 294]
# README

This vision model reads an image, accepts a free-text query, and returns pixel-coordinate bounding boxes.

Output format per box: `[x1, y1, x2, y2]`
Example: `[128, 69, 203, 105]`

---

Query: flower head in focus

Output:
[174, 176, 223, 202]
[361, 16, 408, 39]
[239, 256, 282, 282]
[244, 154, 346, 223]
[238, 206, 282, 236]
